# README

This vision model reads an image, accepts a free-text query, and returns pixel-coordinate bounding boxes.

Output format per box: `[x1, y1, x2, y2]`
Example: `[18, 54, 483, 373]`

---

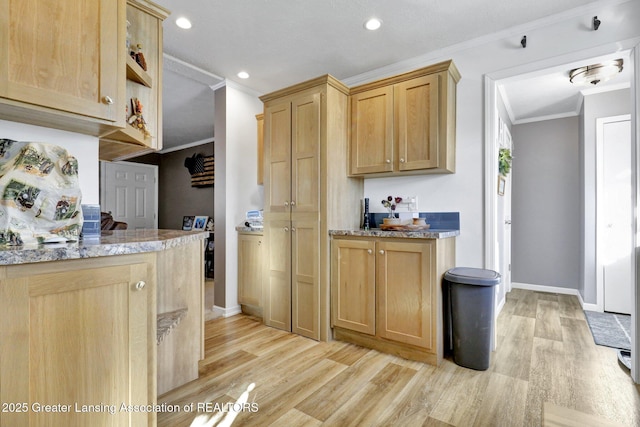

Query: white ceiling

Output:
[153, 0, 626, 150]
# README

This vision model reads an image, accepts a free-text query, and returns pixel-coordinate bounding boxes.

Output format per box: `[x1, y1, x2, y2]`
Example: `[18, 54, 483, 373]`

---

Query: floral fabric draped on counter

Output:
[0, 139, 83, 245]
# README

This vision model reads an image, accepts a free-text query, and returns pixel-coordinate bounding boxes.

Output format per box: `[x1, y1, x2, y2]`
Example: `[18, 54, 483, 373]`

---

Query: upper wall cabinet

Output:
[99, 0, 169, 161]
[0, 0, 126, 136]
[349, 60, 460, 177]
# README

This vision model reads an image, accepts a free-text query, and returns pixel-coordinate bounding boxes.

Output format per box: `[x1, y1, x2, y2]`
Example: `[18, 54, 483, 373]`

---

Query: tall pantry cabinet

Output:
[261, 76, 363, 341]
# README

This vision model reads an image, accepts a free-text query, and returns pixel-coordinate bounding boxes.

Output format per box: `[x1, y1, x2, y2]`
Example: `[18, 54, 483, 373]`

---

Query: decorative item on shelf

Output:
[381, 195, 403, 225]
[127, 98, 151, 138]
[130, 43, 147, 71]
[193, 216, 208, 231]
[182, 216, 195, 231]
[362, 198, 370, 230]
[498, 148, 512, 176]
[498, 175, 506, 196]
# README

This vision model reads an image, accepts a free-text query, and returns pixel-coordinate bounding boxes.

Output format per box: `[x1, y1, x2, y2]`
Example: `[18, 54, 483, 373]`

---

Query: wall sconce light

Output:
[520, 36, 527, 48]
[569, 59, 623, 85]
[593, 16, 601, 31]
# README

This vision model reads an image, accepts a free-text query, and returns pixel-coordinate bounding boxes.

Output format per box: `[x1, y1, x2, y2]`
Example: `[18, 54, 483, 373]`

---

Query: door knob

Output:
[367, 249, 373, 254]
[102, 96, 114, 105]
[290, 200, 296, 206]
[379, 250, 385, 255]
[284, 201, 289, 207]
[134, 281, 146, 291]
[399, 158, 405, 163]
[284, 227, 289, 232]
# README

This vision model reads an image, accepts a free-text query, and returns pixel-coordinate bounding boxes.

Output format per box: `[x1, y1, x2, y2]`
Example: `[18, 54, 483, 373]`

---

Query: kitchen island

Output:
[0, 230, 207, 427]
[330, 228, 458, 365]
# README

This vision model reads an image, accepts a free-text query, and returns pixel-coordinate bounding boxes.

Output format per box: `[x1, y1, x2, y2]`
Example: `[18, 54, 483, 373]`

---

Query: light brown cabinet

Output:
[238, 232, 263, 310]
[99, 0, 169, 161]
[349, 60, 460, 176]
[331, 236, 455, 365]
[261, 76, 363, 341]
[0, 254, 156, 427]
[256, 113, 264, 185]
[0, 0, 126, 136]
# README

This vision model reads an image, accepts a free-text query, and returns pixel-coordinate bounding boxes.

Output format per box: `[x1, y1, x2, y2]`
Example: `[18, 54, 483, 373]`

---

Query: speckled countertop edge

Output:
[329, 229, 460, 239]
[0, 229, 209, 266]
[236, 226, 264, 234]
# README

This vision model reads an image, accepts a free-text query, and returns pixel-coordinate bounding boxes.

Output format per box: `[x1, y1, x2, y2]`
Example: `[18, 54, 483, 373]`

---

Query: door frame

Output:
[596, 115, 632, 313]
[99, 160, 159, 229]
[484, 44, 639, 383]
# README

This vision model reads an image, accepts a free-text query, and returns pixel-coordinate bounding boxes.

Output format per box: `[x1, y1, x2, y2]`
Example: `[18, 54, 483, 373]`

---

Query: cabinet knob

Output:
[399, 158, 405, 163]
[290, 200, 296, 206]
[379, 250, 385, 255]
[367, 249, 373, 254]
[284, 227, 289, 232]
[291, 227, 296, 232]
[135, 281, 146, 291]
[284, 201, 289, 207]
[102, 96, 114, 105]
[386, 159, 391, 164]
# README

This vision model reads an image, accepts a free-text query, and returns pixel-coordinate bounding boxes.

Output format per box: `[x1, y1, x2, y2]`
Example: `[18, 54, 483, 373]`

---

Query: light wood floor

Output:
[157, 289, 640, 426]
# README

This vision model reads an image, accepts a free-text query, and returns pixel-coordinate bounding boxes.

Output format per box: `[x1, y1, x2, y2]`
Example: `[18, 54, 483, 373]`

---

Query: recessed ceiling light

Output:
[237, 71, 250, 79]
[364, 18, 382, 31]
[176, 17, 192, 29]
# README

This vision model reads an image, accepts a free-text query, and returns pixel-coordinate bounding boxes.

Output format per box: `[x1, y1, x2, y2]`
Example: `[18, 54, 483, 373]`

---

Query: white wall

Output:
[346, 0, 640, 269]
[581, 88, 632, 304]
[214, 83, 263, 314]
[0, 120, 99, 204]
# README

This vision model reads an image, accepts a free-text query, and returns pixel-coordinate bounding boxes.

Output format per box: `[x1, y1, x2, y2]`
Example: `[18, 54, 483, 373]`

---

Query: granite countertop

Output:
[0, 229, 209, 266]
[236, 226, 264, 234]
[329, 229, 460, 239]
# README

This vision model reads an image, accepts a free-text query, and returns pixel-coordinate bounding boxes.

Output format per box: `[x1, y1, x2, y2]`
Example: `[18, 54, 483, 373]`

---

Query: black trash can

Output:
[443, 267, 501, 370]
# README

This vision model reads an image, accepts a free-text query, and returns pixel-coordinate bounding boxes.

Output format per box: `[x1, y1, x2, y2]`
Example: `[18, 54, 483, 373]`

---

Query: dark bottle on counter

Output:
[363, 198, 370, 230]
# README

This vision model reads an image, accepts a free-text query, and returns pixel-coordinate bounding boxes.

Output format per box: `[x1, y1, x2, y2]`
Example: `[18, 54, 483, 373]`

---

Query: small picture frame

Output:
[193, 216, 208, 230]
[182, 216, 195, 231]
[498, 175, 506, 196]
[205, 217, 214, 231]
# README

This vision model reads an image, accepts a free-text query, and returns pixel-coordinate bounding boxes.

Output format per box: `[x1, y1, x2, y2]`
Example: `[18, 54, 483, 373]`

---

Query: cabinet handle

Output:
[386, 159, 391, 164]
[291, 227, 296, 232]
[103, 96, 114, 105]
[399, 158, 405, 163]
[290, 200, 296, 206]
[284, 227, 289, 232]
[284, 201, 289, 207]
[135, 281, 146, 291]
[379, 250, 385, 255]
[367, 249, 373, 254]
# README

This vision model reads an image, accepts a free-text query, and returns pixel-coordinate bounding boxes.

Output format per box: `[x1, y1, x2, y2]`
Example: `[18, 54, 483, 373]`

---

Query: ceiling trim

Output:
[163, 53, 224, 86]
[158, 137, 214, 154]
[342, 0, 631, 87]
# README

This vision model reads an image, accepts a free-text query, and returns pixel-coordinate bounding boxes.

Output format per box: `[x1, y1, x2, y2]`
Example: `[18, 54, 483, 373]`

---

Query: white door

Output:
[100, 161, 158, 230]
[598, 116, 632, 314]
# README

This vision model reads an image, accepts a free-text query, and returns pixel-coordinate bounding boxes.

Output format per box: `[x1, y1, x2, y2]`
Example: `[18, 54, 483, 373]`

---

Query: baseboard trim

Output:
[213, 304, 242, 318]
[511, 282, 600, 312]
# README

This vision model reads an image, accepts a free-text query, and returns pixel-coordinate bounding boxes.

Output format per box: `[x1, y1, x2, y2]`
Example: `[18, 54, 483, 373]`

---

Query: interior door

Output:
[100, 161, 158, 230]
[599, 116, 632, 314]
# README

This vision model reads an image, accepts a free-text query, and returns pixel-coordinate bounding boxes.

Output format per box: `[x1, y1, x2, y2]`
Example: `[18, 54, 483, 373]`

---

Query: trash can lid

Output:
[444, 267, 501, 286]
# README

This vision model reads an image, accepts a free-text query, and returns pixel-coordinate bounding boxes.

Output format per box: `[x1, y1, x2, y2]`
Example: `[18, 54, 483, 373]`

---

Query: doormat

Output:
[584, 311, 631, 351]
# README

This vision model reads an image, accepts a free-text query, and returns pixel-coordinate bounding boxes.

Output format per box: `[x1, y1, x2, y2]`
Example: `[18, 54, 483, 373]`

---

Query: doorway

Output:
[100, 161, 158, 230]
[597, 115, 633, 315]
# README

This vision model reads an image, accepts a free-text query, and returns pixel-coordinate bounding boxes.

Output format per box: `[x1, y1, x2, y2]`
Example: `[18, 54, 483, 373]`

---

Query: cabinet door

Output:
[291, 93, 320, 213]
[331, 238, 376, 335]
[263, 219, 292, 331]
[264, 101, 292, 214]
[238, 233, 263, 307]
[395, 74, 439, 171]
[0, 0, 123, 122]
[0, 262, 153, 427]
[291, 216, 320, 339]
[377, 240, 435, 349]
[350, 86, 394, 174]
[256, 113, 264, 185]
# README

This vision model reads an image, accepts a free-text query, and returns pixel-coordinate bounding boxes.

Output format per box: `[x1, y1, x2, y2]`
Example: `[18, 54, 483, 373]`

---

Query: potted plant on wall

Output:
[498, 148, 513, 176]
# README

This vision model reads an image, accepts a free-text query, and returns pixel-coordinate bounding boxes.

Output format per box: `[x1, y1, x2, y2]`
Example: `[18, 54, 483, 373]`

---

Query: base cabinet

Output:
[0, 254, 156, 427]
[238, 232, 263, 312]
[331, 236, 455, 365]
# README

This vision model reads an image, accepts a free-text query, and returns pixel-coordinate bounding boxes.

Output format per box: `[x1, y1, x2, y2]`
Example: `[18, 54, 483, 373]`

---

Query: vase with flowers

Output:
[381, 196, 403, 225]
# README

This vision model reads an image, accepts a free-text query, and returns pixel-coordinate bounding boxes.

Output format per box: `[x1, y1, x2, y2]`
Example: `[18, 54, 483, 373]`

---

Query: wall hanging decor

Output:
[498, 148, 512, 176]
[184, 153, 214, 187]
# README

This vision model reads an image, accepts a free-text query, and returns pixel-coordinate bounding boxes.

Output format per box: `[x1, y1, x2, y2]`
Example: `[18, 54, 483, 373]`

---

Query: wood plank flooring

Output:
[157, 289, 640, 426]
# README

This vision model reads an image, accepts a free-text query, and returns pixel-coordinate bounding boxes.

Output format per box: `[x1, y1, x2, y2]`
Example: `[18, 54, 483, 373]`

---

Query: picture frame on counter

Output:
[193, 216, 209, 230]
[498, 175, 506, 196]
[182, 216, 195, 231]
